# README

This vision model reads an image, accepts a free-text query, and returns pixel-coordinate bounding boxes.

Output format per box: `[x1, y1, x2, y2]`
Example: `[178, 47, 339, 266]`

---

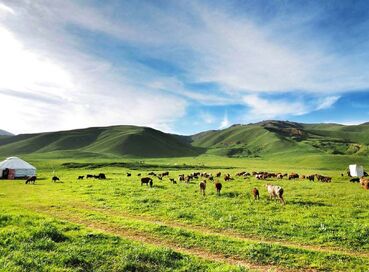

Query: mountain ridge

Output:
[0, 129, 14, 136]
[1, 120, 369, 158]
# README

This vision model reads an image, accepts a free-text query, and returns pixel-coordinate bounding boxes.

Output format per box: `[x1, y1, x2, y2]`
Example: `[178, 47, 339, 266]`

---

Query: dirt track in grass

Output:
[35, 202, 369, 259]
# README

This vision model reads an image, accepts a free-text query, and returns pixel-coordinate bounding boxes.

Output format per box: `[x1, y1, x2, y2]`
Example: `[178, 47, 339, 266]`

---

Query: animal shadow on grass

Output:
[152, 184, 166, 189]
[289, 200, 330, 207]
[222, 191, 241, 198]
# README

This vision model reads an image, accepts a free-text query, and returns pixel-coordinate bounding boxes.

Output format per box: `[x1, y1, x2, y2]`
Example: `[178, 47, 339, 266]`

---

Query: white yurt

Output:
[0, 157, 36, 179]
[349, 164, 364, 177]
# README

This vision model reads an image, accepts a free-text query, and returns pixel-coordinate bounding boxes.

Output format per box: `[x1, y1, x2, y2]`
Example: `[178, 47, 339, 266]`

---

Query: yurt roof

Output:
[0, 157, 36, 170]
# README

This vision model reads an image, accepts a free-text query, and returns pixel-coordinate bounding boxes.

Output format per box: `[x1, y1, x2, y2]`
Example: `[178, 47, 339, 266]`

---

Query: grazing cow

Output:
[78, 175, 84, 180]
[25, 176, 36, 184]
[86, 174, 93, 179]
[316, 174, 331, 182]
[185, 175, 192, 184]
[169, 178, 177, 184]
[141, 177, 153, 187]
[255, 174, 265, 180]
[215, 181, 222, 195]
[306, 175, 315, 182]
[266, 184, 285, 205]
[252, 188, 259, 200]
[179, 174, 185, 182]
[321, 176, 332, 183]
[277, 173, 283, 179]
[148, 172, 156, 176]
[216, 172, 221, 178]
[137, 173, 141, 177]
[288, 173, 299, 180]
[360, 177, 369, 190]
[199, 180, 206, 196]
[52, 176, 60, 182]
[127, 173, 131, 177]
[98, 173, 106, 180]
[224, 174, 231, 181]
[161, 171, 169, 177]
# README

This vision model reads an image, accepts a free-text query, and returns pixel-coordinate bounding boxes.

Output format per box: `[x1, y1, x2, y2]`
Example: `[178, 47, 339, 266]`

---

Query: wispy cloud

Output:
[0, 1, 187, 134]
[243, 95, 308, 120]
[0, 2, 14, 14]
[315, 96, 340, 110]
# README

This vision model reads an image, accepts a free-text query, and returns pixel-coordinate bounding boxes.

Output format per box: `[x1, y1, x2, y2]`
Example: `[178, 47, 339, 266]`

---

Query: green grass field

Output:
[1, 155, 369, 271]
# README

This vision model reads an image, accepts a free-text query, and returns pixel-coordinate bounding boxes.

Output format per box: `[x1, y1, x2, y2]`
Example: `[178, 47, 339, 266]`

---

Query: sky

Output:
[1, 0, 369, 135]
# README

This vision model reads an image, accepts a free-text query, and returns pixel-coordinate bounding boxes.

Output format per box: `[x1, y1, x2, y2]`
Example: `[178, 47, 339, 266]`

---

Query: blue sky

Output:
[1, 0, 369, 134]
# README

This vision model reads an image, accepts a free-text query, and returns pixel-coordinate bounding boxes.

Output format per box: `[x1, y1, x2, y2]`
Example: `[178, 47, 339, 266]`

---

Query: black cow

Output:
[52, 176, 60, 182]
[141, 177, 153, 187]
[25, 176, 36, 184]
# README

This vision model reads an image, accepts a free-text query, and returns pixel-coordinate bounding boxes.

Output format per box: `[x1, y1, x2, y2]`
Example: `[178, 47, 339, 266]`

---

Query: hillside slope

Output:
[0, 129, 13, 136]
[1, 121, 369, 158]
[0, 126, 202, 158]
[192, 120, 369, 157]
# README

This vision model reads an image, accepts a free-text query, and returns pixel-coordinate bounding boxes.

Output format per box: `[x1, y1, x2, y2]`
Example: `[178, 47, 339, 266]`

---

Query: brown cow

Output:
[252, 188, 259, 200]
[360, 177, 369, 190]
[199, 180, 206, 196]
[215, 181, 222, 195]
[224, 174, 232, 181]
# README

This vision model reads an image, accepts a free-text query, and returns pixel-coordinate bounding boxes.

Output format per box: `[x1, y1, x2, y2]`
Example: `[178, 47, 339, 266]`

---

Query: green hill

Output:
[0, 126, 202, 158]
[1, 121, 369, 158]
[191, 120, 369, 157]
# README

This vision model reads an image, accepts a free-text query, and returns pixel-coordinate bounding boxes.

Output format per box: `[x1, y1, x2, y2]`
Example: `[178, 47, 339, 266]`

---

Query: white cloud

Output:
[243, 95, 308, 120]
[0, 2, 187, 134]
[315, 96, 340, 110]
[0, 3, 14, 15]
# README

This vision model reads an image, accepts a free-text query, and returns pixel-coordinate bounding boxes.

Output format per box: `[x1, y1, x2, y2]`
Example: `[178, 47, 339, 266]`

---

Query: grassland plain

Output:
[1, 156, 369, 271]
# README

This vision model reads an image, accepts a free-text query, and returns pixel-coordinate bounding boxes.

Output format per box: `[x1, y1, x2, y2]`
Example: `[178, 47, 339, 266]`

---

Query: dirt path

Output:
[38, 207, 297, 272]
[51, 202, 369, 259]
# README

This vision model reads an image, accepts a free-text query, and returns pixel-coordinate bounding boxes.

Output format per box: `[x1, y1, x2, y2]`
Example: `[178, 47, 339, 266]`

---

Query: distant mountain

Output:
[1, 121, 369, 158]
[0, 129, 14, 136]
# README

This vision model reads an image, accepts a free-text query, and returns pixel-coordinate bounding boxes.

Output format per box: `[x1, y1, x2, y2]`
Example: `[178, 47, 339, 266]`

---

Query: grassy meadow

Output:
[1, 155, 369, 271]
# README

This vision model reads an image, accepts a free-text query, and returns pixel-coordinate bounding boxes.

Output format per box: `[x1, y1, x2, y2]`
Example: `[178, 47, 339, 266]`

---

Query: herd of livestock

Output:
[23, 169, 369, 205]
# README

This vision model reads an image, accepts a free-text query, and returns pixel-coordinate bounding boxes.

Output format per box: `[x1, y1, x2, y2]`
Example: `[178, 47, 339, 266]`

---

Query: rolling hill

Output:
[0, 126, 203, 158]
[1, 120, 369, 158]
[0, 129, 13, 136]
